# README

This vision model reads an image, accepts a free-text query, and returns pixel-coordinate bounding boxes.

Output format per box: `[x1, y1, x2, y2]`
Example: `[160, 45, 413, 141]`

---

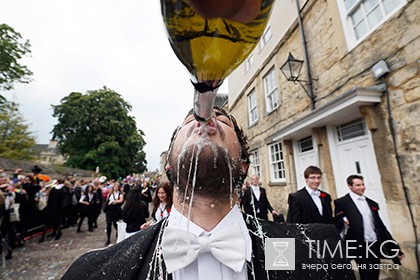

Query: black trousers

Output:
[105, 207, 121, 241]
[354, 242, 381, 280]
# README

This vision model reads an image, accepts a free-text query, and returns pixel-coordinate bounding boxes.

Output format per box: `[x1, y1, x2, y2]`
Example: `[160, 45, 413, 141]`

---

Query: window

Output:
[263, 68, 279, 113]
[245, 54, 254, 72]
[250, 149, 261, 177]
[269, 142, 286, 182]
[298, 136, 314, 153]
[338, 0, 405, 47]
[337, 118, 367, 141]
[248, 90, 258, 125]
[259, 26, 272, 50]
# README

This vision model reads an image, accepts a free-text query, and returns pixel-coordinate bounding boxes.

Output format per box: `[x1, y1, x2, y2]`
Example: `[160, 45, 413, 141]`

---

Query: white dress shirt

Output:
[251, 185, 261, 201]
[166, 204, 252, 280]
[349, 192, 377, 242]
[305, 186, 323, 215]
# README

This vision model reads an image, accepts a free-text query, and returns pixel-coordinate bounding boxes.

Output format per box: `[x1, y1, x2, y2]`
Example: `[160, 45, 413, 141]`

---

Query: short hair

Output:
[346, 174, 364, 186]
[304, 166, 322, 178]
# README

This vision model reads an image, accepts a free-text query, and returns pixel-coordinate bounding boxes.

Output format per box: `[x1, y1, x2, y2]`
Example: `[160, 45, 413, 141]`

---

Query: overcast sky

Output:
[0, 0, 228, 171]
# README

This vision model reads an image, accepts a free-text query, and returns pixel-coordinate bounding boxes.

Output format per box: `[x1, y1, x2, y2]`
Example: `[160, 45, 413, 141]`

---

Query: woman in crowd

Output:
[77, 183, 97, 233]
[122, 187, 149, 239]
[104, 182, 124, 245]
[141, 182, 172, 229]
[92, 180, 103, 228]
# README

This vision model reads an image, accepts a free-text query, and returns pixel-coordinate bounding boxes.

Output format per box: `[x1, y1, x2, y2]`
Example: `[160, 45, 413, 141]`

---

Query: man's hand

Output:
[187, 0, 261, 23]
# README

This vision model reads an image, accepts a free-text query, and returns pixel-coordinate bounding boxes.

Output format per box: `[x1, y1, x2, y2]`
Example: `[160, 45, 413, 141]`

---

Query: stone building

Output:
[33, 140, 67, 165]
[227, 0, 419, 278]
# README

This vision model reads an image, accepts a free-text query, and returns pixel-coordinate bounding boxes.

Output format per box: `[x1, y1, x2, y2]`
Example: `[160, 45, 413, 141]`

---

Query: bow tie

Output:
[357, 196, 366, 201]
[311, 190, 320, 196]
[161, 223, 246, 273]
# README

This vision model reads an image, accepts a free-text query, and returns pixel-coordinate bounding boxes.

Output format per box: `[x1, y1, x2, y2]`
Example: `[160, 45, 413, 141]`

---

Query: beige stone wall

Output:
[229, 0, 419, 277]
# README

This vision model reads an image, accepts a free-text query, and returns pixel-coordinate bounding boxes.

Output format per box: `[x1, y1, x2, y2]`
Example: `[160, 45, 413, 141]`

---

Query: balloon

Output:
[160, 0, 274, 86]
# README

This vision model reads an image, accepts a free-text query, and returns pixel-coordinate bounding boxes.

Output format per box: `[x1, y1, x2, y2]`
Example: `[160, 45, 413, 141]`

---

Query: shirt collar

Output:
[305, 186, 319, 195]
[349, 191, 366, 201]
[168, 204, 252, 262]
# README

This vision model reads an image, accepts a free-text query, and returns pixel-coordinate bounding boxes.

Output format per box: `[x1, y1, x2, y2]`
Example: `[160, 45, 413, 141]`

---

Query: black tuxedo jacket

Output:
[241, 186, 273, 220]
[62, 215, 355, 280]
[334, 194, 402, 264]
[286, 188, 333, 224]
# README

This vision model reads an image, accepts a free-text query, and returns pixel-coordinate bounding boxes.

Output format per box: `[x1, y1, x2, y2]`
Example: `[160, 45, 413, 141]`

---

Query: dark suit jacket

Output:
[62, 215, 355, 280]
[334, 194, 403, 264]
[287, 188, 333, 224]
[241, 186, 273, 220]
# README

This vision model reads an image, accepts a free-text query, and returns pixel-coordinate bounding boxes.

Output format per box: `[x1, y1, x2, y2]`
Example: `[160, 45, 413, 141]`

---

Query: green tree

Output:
[52, 87, 147, 178]
[0, 99, 36, 159]
[0, 24, 33, 92]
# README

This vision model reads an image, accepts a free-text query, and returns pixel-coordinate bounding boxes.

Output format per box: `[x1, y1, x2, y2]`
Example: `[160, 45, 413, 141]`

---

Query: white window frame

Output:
[336, 0, 406, 50]
[263, 68, 279, 113]
[250, 149, 261, 177]
[248, 89, 258, 126]
[245, 54, 254, 72]
[268, 142, 286, 182]
[259, 25, 272, 51]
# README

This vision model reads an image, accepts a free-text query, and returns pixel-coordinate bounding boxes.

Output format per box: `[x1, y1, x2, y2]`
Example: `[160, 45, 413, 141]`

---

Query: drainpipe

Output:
[295, 0, 315, 110]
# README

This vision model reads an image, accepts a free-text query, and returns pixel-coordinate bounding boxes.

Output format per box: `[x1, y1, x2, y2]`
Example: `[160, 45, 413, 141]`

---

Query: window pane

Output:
[367, 6, 383, 27]
[364, 0, 380, 11]
[337, 119, 366, 141]
[383, 0, 402, 13]
[351, 6, 365, 25]
[269, 142, 285, 181]
[354, 20, 369, 39]
[299, 136, 314, 153]
[344, 0, 357, 11]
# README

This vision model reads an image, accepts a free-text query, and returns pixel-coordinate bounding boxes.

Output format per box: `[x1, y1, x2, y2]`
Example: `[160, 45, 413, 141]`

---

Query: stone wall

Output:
[229, 0, 419, 277]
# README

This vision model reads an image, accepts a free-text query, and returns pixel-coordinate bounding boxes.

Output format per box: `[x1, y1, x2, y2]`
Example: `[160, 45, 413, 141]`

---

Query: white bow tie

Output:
[161, 223, 246, 273]
[357, 196, 366, 201]
[311, 190, 320, 196]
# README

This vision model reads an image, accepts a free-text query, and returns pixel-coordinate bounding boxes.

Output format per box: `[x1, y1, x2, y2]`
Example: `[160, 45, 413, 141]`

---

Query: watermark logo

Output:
[265, 238, 295, 270]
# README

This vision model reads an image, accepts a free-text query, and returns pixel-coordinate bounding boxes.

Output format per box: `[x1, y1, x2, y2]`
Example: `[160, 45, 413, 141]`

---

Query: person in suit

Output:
[241, 175, 278, 220]
[334, 174, 404, 280]
[287, 166, 333, 224]
[62, 107, 355, 280]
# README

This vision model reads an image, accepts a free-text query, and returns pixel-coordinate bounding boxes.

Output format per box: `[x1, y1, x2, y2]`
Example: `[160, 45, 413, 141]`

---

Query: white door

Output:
[328, 119, 390, 228]
[294, 136, 319, 190]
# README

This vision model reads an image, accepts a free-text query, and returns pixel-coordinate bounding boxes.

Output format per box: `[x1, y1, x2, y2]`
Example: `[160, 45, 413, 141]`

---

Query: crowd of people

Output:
[0, 165, 166, 260]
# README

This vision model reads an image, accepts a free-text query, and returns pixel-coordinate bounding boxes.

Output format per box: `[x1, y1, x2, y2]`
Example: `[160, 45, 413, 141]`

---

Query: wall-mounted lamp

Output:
[280, 52, 316, 110]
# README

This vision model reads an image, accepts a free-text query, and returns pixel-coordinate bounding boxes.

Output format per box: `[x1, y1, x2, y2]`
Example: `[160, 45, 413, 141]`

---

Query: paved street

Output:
[0, 214, 113, 280]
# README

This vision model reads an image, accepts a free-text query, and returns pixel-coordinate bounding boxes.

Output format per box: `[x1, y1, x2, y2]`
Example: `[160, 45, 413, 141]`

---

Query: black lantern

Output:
[280, 53, 304, 82]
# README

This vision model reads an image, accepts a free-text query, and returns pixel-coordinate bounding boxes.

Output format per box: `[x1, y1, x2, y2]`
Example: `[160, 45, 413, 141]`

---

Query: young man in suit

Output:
[334, 174, 404, 280]
[241, 175, 278, 220]
[62, 108, 354, 280]
[286, 166, 333, 224]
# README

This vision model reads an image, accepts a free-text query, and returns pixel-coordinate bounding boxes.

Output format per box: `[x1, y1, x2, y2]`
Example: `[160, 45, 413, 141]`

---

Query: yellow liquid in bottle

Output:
[161, 0, 274, 83]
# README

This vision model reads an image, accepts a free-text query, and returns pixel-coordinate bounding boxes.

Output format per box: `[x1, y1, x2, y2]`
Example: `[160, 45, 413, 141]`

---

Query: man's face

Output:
[169, 109, 243, 199]
[348, 178, 365, 196]
[251, 175, 259, 186]
[171, 110, 241, 159]
[305, 173, 322, 190]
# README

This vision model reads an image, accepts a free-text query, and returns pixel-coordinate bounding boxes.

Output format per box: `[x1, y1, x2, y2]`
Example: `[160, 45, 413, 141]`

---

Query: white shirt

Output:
[349, 192, 377, 242]
[251, 185, 261, 201]
[154, 202, 169, 221]
[108, 191, 121, 203]
[167, 205, 252, 280]
[305, 186, 323, 215]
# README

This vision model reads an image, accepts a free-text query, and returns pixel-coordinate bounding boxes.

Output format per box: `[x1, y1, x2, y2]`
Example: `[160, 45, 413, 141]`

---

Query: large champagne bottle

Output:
[160, 0, 274, 121]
